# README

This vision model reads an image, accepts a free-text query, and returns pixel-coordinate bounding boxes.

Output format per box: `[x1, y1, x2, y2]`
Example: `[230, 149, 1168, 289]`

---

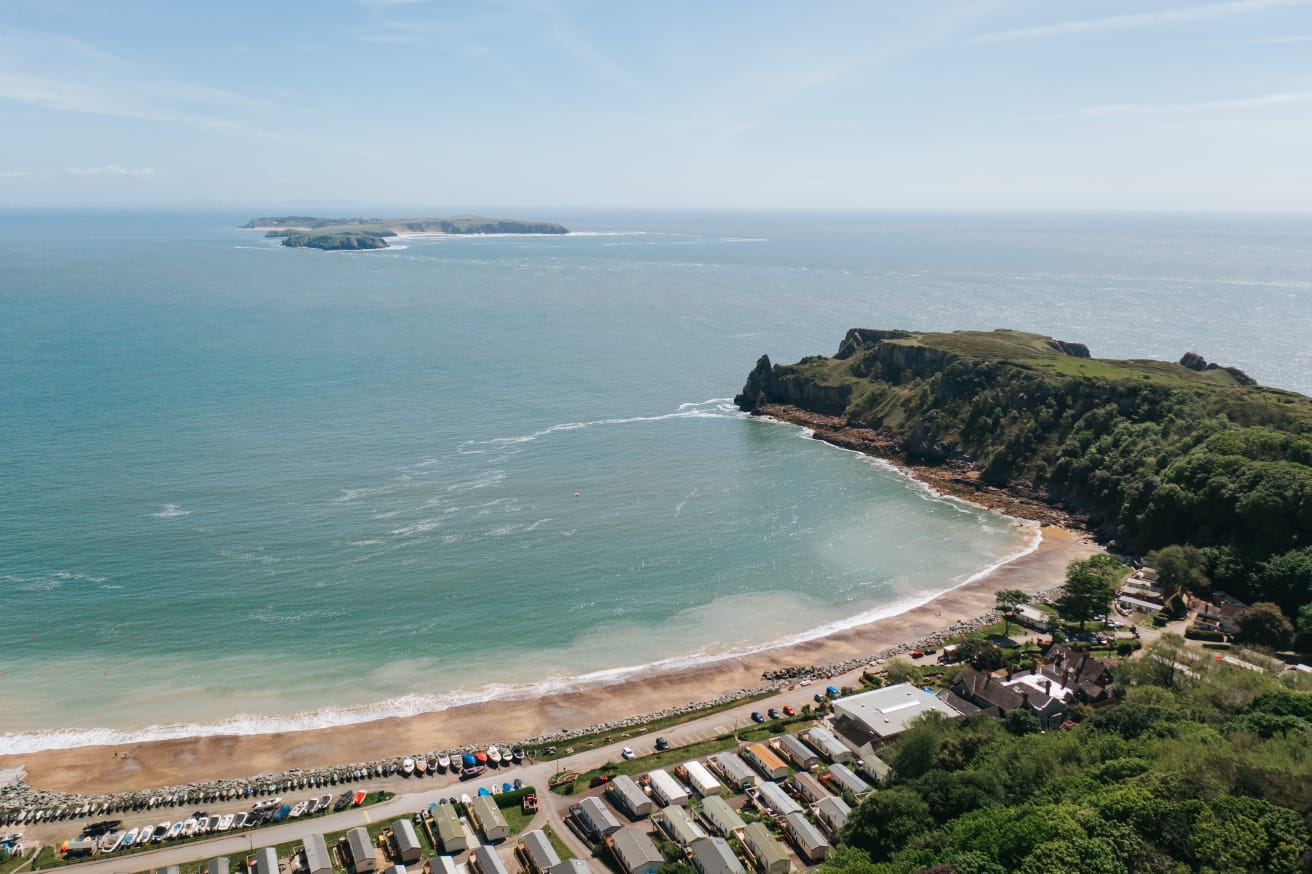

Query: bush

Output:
[1117, 640, 1141, 656]
[1186, 626, 1226, 642]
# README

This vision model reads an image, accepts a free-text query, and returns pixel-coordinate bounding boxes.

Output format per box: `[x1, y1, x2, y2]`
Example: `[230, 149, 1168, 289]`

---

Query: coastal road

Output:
[28, 672, 865, 874]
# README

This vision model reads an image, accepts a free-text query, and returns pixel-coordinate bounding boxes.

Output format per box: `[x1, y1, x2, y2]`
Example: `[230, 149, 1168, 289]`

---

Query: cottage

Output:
[431, 804, 467, 852]
[708, 752, 757, 791]
[606, 775, 654, 818]
[207, 858, 231, 874]
[741, 823, 789, 874]
[772, 734, 819, 770]
[814, 796, 851, 835]
[254, 847, 280, 874]
[517, 830, 561, 874]
[347, 828, 376, 873]
[753, 780, 802, 817]
[469, 795, 510, 842]
[791, 771, 830, 804]
[682, 760, 725, 797]
[393, 819, 423, 864]
[782, 811, 830, 863]
[830, 684, 963, 743]
[824, 763, 871, 797]
[1196, 602, 1241, 634]
[697, 795, 746, 837]
[647, 768, 690, 807]
[800, 727, 851, 763]
[609, 827, 663, 874]
[572, 797, 622, 840]
[302, 834, 331, 874]
[656, 805, 707, 848]
[742, 743, 788, 781]
[689, 837, 745, 874]
[471, 846, 510, 874]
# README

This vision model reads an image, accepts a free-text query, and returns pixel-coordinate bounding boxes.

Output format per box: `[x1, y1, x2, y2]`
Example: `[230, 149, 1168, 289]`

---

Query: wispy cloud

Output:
[1057, 88, 1312, 117]
[977, 0, 1306, 42]
[64, 165, 156, 177]
[0, 28, 280, 137]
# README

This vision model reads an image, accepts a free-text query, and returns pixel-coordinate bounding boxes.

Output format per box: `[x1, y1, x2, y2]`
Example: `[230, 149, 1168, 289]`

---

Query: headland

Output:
[241, 216, 570, 250]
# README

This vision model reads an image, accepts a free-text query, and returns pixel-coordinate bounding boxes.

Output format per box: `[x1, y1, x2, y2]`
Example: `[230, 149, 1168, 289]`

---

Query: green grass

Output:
[0, 850, 35, 874]
[500, 804, 534, 836]
[551, 736, 740, 795]
[543, 825, 574, 861]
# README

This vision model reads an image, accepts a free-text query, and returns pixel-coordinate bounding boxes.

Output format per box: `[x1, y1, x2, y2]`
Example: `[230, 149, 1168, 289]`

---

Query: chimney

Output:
[1044, 679, 1052, 695]
[1020, 689, 1030, 708]
[1062, 669, 1070, 687]
[1006, 668, 1014, 682]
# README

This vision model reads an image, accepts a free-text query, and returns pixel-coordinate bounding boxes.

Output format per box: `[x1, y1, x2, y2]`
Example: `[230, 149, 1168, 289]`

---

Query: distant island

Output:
[241, 215, 570, 251]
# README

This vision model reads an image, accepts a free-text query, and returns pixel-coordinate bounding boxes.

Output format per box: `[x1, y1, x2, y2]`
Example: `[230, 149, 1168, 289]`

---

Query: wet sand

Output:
[1, 526, 1096, 795]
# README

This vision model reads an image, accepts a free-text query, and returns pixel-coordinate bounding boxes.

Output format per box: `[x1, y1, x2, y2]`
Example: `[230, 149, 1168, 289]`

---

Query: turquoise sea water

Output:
[2, 210, 1310, 751]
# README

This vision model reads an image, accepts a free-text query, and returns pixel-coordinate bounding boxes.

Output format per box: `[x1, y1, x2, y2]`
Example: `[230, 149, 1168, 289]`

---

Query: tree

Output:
[995, 588, 1030, 635]
[1234, 602, 1294, 650]
[957, 637, 1005, 671]
[837, 786, 931, 862]
[1056, 555, 1122, 629]
[1004, 708, 1042, 736]
[1146, 544, 1210, 594]
[884, 658, 920, 686]
[1296, 603, 1312, 654]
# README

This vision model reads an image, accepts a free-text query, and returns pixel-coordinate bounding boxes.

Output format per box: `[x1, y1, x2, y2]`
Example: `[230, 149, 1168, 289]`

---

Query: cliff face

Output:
[735, 328, 1312, 568]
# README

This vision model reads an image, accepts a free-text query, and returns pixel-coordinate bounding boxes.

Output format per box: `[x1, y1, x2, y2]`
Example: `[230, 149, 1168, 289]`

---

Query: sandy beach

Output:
[1, 525, 1096, 796]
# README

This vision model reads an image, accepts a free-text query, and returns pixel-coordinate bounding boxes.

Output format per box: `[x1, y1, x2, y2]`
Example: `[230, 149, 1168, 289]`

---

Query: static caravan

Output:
[609, 827, 663, 874]
[347, 828, 376, 873]
[753, 780, 801, 817]
[741, 823, 789, 874]
[469, 795, 510, 842]
[393, 819, 423, 864]
[432, 804, 467, 852]
[518, 830, 561, 874]
[647, 769, 690, 807]
[207, 858, 231, 874]
[742, 744, 788, 781]
[689, 837, 745, 874]
[782, 811, 830, 863]
[682, 760, 724, 797]
[773, 734, 818, 770]
[471, 846, 510, 874]
[607, 775, 654, 819]
[655, 805, 706, 848]
[791, 772, 830, 804]
[708, 752, 757, 791]
[814, 796, 851, 835]
[573, 796, 622, 840]
[697, 795, 746, 837]
[550, 862, 590, 874]
[254, 847, 280, 874]
[825, 763, 871, 797]
[427, 858, 460, 874]
[302, 834, 331, 874]
[801, 727, 851, 764]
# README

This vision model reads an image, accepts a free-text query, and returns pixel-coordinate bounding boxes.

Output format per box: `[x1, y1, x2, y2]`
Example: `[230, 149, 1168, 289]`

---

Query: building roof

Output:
[393, 819, 421, 856]
[774, 733, 818, 766]
[814, 796, 851, 830]
[432, 804, 464, 843]
[801, 726, 850, 760]
[754, 780, 802, 817]
[832, 683, 961, 738]
[741, 822, 789, 869]
[656, 806, 706, 847]
[682, 760, 724, 795]
[255, 847, 280, 874]
[783, 811, 830, 854]
[347, 828, 374, 866]
[698, 795, 745, 834]
[954, 666, 1028, 711]
[302, 834, 330, 874]
[520, 830, 561, 871]
[549, 861, 591, 874]
[743, 743, 787, 775]
[470, 795, 509, 831]
[473, 846, 510, 874]
[689, 837, 744, 874]
[207, 858, 231, 874]
[647, 768, 688, 803]
[1047, 645, 1115, 685]
[825, 763, 871, 796]
[709, 752, 757, 786]
[792, 771, 829, 803]
[611, 827, 663, 874]
[430, 857, 460, 874]
[575, 797, 622, 835]
[607, 774, 652, 816]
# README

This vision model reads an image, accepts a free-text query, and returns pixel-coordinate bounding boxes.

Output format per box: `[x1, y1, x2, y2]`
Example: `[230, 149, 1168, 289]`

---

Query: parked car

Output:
[589, 775, 611, 788]
[767, 708, 779, 720]
[782, 705, 796, 716]
[750, 711, 765, 723]
[621, 746, 636, 760]
[654, 737, 670, 751]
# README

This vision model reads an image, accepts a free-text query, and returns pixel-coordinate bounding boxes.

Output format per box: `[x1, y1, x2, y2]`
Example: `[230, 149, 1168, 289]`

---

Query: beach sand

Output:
[1, 525, 1097, 795]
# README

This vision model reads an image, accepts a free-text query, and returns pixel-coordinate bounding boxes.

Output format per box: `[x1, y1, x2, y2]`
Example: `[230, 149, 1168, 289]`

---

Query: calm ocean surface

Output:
[2, 210, 1310, 751]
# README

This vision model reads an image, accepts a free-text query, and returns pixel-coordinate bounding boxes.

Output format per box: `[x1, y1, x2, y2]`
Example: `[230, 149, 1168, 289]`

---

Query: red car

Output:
[782, 705, 796, 717]
[588, 775, 611, 788]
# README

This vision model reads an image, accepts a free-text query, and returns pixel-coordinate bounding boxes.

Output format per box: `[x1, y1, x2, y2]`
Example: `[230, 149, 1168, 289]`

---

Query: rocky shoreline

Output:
[0, 588, 1062, 822]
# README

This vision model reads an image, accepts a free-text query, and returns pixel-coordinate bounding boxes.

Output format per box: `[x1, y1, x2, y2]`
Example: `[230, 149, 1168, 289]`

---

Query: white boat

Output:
[415, 757, 427, 776]
[196, 816, 211, 833]
[437, 754, 451, 771]
[512, 748, 524, 762]
[402, 757, 415, 776]
[487, 746, 501, 765]
[216, 814, 234, 832]
[318, 793, 332, 810]
[99, 831, 124, 853]
[289, 801, 308, 818]
[233, 812, 249, 829]
[152, 822, 171, 842]
[119, 827, 139, 849]
[305, 798, 320, 815]
[181, 818, 198, 837]
[165, 821, 183, 840]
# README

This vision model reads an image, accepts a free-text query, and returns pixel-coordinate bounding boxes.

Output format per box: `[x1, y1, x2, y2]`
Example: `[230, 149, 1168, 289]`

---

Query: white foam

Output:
[458, 399, 742, 453]
[151, 503, 191, 519]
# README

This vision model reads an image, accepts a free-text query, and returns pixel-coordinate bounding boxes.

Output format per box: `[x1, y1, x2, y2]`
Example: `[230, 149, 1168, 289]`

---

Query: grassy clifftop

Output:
[737, 328, 1312, 612]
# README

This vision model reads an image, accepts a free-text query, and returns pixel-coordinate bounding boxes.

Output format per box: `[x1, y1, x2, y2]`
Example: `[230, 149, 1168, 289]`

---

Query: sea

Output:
[2, 210, 1310, 754]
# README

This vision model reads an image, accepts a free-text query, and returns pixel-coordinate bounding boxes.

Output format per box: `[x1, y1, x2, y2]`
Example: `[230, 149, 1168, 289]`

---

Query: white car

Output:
[621, 746, 636, 760]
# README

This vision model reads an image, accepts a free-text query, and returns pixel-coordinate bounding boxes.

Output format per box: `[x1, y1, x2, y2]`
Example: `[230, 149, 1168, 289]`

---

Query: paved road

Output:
[26, 673, 864, 874]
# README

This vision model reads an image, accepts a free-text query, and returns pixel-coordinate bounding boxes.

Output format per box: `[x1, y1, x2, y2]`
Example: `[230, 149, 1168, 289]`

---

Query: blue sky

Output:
[1, 0, 1310, 209]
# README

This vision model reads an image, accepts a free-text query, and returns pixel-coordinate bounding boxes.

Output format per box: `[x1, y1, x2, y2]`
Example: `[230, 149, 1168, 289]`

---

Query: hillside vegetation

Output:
[736, 329, 1312, 621]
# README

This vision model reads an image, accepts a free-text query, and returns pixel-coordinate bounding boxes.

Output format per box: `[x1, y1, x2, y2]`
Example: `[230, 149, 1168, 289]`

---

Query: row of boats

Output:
[401, 745, 525, 778]
[77, 791, 368, 857]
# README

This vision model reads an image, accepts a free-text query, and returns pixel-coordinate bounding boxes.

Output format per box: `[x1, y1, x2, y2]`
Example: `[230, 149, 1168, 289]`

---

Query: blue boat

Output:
[477, 787, 490, 796]
[502, 783, 512, 793]
[462, 753, 478, 768]
[272, 804, 291, 822]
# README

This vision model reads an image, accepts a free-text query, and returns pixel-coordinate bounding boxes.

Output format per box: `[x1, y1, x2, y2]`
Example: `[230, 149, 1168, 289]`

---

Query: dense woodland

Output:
[738, 329, 1312, 644]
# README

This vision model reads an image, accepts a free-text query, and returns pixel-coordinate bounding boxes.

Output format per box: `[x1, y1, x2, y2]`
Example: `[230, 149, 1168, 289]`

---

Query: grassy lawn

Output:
[0, 850, 34, 874]
[551, 736, 740, 795]
[543, 825, 574, 861]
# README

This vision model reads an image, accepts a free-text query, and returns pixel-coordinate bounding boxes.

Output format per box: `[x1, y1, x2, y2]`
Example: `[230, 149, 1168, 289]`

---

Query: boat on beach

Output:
[289, 801, 308, 818]
[98, 831, 124, 853]
[415, 757, 428, 776]
[165, 821, 183, 840]
[402, 757, 415, 776]
[181, 818, 197, 837]
[487, 746, 501, 766]
[427, 757, 438, 773]
[119, 827, 139, 848]
[437, 754, 451, 772]
[512, 748, 524, 763]
[216, 814, 234, 831]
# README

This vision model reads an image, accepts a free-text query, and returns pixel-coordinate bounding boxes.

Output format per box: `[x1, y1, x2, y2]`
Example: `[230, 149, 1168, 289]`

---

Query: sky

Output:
[1, 0, 1310, 210]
